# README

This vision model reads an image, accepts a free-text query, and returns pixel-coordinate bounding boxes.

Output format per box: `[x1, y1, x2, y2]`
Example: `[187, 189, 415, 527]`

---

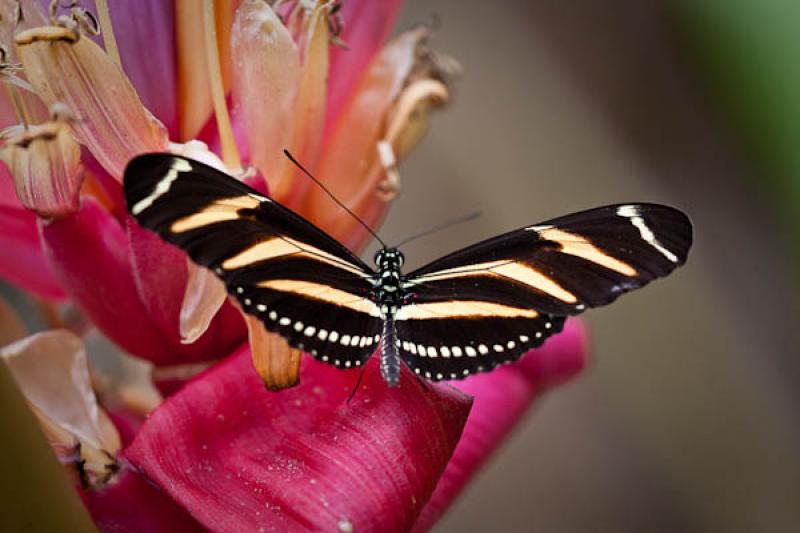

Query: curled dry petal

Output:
[308, 28, 447, 249]
[414, 321, 588, 531]
[0, 119, 84, 218]
[245, 313, 301, 390]
[125, 349, 472, 532]
[15, 25, 168, 178]
[0, 330, 121, 487]
[310, 28, 424, 212]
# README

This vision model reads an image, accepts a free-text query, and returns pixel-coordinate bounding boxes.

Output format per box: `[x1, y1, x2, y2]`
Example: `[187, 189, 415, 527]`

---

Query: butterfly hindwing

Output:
[124, 153, 381, 368]
[394, 203, 691, 380]
[395, 311, 565, 381]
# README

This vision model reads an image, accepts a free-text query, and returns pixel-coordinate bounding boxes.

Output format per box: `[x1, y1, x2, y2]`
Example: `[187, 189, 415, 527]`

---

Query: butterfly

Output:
[124, 153, 692, 386]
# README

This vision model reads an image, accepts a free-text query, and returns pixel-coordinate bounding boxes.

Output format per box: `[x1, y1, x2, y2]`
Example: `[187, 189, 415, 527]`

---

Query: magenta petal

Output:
[125, 350, 472, 532]
[413, 320, 587, 531]
[81, 469, 203, 533]
[0, 205, 65, 299]
[0, 164, 23, 208]
[40, 198, 174, 363]
[127, 218, 246, 364]
[325, 0, 405, 134]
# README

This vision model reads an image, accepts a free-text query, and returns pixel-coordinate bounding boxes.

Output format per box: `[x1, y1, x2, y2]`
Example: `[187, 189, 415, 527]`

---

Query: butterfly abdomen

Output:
[380, 313, 401, 386]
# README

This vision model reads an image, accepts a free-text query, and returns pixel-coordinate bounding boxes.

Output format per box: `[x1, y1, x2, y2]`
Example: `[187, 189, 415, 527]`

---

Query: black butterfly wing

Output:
[124, 153, 382, 368]
[396, 203, 692, 380]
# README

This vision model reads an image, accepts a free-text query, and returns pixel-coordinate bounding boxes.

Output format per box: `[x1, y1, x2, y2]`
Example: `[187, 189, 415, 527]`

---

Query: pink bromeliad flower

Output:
[0, 1, 586, 531]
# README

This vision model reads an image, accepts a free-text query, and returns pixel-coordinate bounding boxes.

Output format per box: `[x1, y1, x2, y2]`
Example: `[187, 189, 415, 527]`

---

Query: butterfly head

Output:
[374, 248, 404, 270]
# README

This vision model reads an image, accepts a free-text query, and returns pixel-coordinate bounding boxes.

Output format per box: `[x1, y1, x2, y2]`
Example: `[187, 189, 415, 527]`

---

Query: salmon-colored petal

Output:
[81, 0, 179, 137]
[0, 204, 65, 299]
[414, 321, 588, 530]
[325, 0, 405, 134]
[276, 0, 330, 209]
[230, 0, 299, 197]
[1, 330, 121, 487]
[124, 348, 472, 532]
[179, 261, 227, 344]
[0, 117, 84, 218]
[245, 313, 301, 390]
[15, 25, 168, 178]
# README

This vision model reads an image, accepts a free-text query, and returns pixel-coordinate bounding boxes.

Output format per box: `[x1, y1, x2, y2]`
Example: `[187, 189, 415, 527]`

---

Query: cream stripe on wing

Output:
[395, 300, 539, 320]
[412, 260, 578, 303]
[131, 158, 193, 215]
[258, 279, 379, 316]
[530, 226, 638, 276]
[222, 236, 368, 277]
[616, 205, 679, 263]
[170, 195, 263, 232]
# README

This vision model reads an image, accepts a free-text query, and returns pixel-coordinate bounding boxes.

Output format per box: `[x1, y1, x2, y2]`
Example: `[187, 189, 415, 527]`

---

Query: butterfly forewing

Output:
[124, 154, 381, 368]
[406, 203, 692, 316]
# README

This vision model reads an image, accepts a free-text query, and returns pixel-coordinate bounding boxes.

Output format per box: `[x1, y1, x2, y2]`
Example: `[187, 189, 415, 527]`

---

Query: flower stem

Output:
[0, 363, 97, 532]
[203, 0, 241, 170]
[95, 0, 122, 69]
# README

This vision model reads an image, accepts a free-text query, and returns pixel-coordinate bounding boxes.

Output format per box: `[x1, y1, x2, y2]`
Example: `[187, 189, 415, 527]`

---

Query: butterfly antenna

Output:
[283, 149, 388, 248]
[392, 209, 482, 248]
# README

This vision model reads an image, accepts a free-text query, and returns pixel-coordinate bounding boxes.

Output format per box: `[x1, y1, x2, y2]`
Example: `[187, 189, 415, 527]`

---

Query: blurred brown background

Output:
[392, 1, 800, 531]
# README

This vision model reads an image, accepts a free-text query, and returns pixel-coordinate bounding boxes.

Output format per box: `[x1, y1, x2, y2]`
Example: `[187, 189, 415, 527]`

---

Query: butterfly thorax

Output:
[370, 248, 408, 386]
[370, 248, 407, 308]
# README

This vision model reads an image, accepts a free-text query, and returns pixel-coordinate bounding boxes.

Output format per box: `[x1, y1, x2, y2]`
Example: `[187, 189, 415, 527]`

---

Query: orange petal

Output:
[0, 115, 84, 218]
[230, 0, 299, 194]
[1, 330, 121, 487]
[176, 0, 235, 141]
[15, 26, 168, 178]
[179, 260, 228, 344]
[245, 313, 301, 391]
